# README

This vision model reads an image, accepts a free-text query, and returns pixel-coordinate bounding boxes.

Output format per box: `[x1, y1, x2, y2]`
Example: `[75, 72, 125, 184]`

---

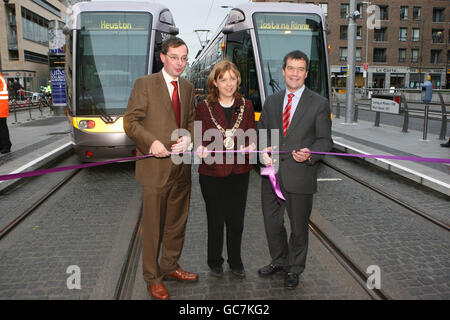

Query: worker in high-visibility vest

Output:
[0, 72, 12, 154]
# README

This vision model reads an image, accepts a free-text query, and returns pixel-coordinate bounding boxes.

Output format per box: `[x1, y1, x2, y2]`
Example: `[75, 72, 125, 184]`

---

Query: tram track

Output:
[0, 168, 81, 240]
[308, 221, 390, 300]
[114, 204, 143, 300]
[322, 160, 450, 232]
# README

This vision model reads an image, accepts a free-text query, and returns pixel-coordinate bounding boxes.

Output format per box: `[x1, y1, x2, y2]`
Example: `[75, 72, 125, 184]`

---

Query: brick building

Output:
[0, 0, 67, 95]
[253, 0, 449, 89]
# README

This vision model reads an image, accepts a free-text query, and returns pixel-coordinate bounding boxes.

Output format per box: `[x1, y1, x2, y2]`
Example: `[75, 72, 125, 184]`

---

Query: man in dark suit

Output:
[124, 37, 197, 300]
[257, 50, 332, 289]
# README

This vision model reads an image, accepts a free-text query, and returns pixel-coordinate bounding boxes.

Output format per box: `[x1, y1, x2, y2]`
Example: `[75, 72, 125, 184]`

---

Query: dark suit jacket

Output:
[195, 98, 256, 177]
[258, 87, 332, 194]
[123, 71, 195, 187]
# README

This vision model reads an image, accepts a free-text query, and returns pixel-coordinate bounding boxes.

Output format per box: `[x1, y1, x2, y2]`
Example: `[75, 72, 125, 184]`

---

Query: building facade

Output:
[253, 0, 449, 89]
[0, 0, 67, 95]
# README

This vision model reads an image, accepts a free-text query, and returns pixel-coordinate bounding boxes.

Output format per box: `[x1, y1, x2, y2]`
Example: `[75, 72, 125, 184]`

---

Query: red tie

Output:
[283, 93, 294, 136]
[171, 81, 181, 127]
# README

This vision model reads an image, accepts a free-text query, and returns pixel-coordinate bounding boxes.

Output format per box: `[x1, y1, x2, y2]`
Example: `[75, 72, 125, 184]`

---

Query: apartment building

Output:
[253, 0, 449, 89]
[0, 0, 67, 94]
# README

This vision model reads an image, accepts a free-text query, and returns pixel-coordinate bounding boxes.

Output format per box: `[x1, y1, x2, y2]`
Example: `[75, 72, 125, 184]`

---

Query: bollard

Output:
[401, 92, 409, 133]
[27, 99, 34, 121]
[39, 102, 44, 118]
[374, 112, 380, 127]
[438, 92, 447, 140]
[12, 101, 20, 124]
[353, 101, 358, 122]
[423, 105, 429, 141]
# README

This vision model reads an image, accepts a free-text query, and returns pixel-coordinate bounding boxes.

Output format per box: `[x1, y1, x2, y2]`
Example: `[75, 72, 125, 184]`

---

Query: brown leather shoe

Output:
[148, 283, 169, 300]
[164, 268, 199, 282]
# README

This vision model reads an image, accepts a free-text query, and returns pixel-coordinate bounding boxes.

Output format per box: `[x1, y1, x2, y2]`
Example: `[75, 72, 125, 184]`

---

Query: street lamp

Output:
[344, 0, 358, 124]
[360, 1, 371, 92]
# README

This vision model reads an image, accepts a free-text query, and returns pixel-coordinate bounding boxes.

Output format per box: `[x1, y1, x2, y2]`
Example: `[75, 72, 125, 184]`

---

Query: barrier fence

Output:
[332, 88, 449, 140]
[7, 97, 53, 123]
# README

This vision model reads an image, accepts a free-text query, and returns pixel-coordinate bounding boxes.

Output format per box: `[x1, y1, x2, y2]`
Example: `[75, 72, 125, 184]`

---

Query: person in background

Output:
[195, 60, 256, 278]
[0, 72, 12, 154]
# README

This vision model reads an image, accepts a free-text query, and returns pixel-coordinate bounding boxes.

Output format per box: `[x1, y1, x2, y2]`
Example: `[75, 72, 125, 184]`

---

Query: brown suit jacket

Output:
[124, 71, 195, 187]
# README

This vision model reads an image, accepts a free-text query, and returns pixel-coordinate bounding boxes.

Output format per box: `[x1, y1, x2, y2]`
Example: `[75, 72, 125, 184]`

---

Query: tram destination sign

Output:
[255, 13, 320, 32]
[371, 95, 401, 114]
[80, 13, 150, 31]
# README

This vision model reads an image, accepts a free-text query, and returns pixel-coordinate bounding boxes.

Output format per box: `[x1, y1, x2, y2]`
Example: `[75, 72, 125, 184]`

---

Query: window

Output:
[24, 50, 48, 64]
[411, 49, 419, 62]
[21, 7, 49, 44]
[356, 47, 362, 62]
[430, 50, 441, 64]
[379, 6, 388, 20]
[413, 7, 421, 20]
[399, 28, 408, 42]
[340, 47, 347, 61]
[398, 48, 406, 62]
[356, 26, 362, 40]
[400, 6, 408, 20]
[412, 28, 420, 42]
[432, 29, 444, 43]
[341, 4, 349, 18]
[340, 26, 348, 40]
[433, 8, 445, 22]
[374, 27, 387, 42]
[319, 3, 328, 17]
[373, 48, 386, 62]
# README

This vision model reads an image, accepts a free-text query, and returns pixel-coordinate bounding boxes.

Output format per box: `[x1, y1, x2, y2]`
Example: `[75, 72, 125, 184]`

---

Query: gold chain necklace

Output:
[205, 98, 245, 150]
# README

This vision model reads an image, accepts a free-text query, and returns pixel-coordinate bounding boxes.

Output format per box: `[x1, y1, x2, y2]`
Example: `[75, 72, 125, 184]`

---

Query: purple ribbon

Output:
[260, 165, 286, 201]
[0, 149, 448, 183]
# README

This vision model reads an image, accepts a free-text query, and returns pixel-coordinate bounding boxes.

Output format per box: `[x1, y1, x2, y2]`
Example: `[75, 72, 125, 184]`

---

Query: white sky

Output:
[92, 0, 251, 61]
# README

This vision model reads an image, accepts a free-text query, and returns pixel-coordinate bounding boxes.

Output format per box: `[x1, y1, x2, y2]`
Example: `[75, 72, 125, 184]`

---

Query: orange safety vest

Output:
[0, 73, 9, 118]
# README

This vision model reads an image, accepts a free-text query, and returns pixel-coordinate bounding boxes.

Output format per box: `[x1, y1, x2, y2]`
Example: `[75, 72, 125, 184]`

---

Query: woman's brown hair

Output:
[206, 60, 243, 103]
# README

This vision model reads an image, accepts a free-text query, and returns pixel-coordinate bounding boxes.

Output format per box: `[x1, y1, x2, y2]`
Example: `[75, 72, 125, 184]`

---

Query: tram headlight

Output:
[79, 120, 96, 129]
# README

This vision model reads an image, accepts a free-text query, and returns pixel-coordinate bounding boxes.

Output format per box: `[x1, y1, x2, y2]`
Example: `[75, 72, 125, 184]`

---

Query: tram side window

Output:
[225, 30, 261, 112]
[153, 31, 171, 74]
[65, 31, 73, 113]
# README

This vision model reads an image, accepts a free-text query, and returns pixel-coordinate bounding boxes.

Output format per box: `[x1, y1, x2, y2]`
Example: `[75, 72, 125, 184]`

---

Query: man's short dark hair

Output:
[161, 37, 188, 55]
[282, 50, 309, 70]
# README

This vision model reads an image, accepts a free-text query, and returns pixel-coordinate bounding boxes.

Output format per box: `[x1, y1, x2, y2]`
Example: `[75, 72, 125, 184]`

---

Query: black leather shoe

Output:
[209, 266, 223, 278]
[231, 268, 246, 279]
[258, 263, 284, 277]
[441, 140, 450, 148]
[284, 272, 299, 289]
[0, 148, 11, 154]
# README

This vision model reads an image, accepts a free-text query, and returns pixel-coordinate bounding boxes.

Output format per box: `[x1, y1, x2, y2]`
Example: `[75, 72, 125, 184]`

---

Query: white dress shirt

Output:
[161, 67, 180, 101]
[282, 85, 306, 124]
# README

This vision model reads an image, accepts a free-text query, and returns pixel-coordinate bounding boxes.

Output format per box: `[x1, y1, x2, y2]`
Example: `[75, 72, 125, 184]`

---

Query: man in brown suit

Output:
[124, 37, 197, 300]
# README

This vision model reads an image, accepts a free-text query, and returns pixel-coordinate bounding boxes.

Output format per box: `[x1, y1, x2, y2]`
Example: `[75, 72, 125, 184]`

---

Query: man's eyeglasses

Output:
[165, 54, 188, 63]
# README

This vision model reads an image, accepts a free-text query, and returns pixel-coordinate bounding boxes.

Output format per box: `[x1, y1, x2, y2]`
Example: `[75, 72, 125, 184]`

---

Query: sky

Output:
[91, 0, 252, 61]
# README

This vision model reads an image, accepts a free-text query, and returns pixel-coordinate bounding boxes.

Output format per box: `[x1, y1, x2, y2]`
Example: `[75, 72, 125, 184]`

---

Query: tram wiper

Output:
[95, 104, 113, 123]
[267, 62, 281, 94]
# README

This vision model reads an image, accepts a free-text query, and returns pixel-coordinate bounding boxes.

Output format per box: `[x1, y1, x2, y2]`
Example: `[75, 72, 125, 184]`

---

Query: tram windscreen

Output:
[253, 13, 328, 99]
[76, 12, 151, 115]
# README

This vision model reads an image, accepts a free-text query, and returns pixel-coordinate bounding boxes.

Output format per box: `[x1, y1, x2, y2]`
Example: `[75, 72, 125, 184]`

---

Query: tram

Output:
[189, 2, 331, 120]
[65, 1, 178, 161]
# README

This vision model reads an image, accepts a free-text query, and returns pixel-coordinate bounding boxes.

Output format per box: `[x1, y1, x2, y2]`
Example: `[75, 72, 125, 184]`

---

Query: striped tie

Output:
[283, 93, 294, 136]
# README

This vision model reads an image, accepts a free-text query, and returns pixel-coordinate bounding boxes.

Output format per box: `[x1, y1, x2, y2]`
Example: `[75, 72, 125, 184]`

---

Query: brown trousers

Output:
[141, 164, 191, 285]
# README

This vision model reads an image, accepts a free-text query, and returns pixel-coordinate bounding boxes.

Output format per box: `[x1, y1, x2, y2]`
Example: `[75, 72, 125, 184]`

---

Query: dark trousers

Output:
[199, 172, 250, 270]
[0, 118, 12, 151]
[261, 175, 313, 275]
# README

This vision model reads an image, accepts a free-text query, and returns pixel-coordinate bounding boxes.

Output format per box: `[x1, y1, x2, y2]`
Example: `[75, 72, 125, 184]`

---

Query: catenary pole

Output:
[345, 0, 357, 123]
